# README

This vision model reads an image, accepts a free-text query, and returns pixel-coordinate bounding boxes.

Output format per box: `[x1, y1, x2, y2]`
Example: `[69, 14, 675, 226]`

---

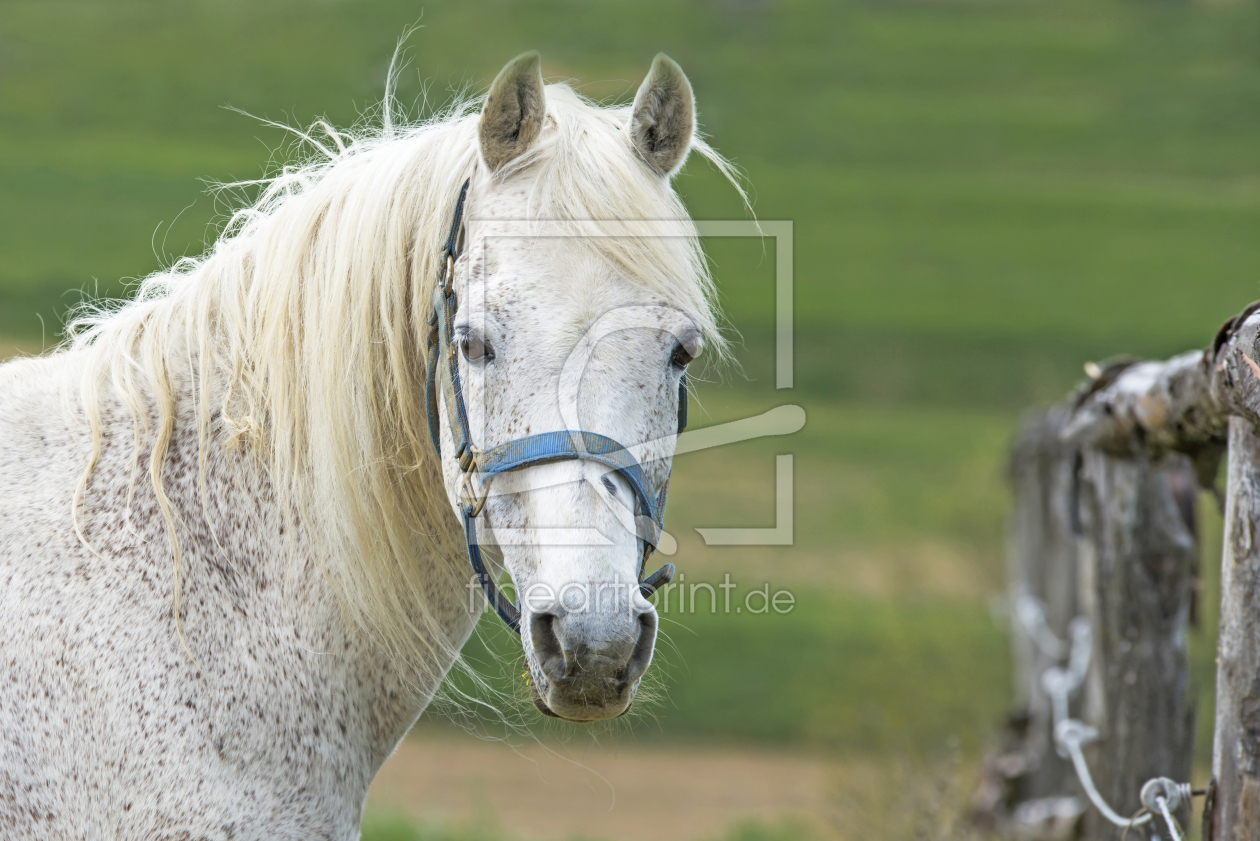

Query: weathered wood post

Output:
[1207, 414, 1260, 839]
[1064, 350, 1227, 841]
[1203, 305, 1260, 840]
[979, 400, 1199, 839]
[1006, 408, 1084, 803]
[1072, 445, 1197, 840]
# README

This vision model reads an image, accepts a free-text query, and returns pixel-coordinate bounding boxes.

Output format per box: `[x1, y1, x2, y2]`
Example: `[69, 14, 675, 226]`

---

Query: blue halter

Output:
[424, 179, 680, 634]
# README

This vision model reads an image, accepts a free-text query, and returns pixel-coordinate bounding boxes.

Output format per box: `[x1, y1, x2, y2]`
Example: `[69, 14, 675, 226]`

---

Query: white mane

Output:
[65, 81, 742, 671]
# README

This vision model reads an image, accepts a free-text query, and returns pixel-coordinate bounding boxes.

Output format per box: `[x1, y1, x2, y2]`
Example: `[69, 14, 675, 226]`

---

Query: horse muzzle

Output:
[525, 605, 658, 721]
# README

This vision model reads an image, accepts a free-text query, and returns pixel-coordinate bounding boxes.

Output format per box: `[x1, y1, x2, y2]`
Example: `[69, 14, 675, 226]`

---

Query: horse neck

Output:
[86, 361, 466, 764]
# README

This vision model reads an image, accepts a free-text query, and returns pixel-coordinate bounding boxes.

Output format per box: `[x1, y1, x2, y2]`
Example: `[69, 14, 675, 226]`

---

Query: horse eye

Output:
[671, 335, 702, 369]
[461, 336, 494, 363]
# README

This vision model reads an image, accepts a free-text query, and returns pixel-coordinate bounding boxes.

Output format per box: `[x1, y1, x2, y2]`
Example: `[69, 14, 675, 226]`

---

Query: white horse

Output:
[0, 51, 742, 838]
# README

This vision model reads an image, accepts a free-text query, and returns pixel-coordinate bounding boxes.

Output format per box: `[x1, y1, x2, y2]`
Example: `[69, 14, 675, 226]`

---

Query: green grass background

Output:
[2, 0, 1254, 837]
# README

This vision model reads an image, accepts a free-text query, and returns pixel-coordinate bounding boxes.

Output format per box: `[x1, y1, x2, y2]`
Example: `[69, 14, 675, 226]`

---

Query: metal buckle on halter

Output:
[458, 447, 491, 517]
[442, 252, 456, 297]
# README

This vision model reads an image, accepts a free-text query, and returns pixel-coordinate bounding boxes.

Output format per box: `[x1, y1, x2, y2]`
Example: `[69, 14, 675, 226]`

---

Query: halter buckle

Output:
[458, 449, 491, 517]
[442, 252, 456, 297]
[460, 471, 491, 517]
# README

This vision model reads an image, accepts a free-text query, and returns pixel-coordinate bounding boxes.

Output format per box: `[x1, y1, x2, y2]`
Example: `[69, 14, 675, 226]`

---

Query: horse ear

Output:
[628, 53, 695, 178]
[479, 51, 546, 172]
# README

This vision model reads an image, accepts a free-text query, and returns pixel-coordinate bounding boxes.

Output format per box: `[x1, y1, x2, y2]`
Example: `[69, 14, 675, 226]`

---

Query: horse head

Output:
[435, 53, 709, 721]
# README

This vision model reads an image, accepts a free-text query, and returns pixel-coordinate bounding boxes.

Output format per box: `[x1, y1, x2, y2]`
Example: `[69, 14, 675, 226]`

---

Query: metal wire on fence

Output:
[1018, 596, 1201, 841]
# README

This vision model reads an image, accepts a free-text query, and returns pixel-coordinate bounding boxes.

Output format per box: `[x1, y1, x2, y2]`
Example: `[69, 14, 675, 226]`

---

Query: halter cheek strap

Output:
[424, 178, 681, 635]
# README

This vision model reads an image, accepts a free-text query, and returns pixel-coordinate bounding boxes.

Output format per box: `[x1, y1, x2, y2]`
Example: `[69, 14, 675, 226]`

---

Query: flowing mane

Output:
[63, 81, 741, 671]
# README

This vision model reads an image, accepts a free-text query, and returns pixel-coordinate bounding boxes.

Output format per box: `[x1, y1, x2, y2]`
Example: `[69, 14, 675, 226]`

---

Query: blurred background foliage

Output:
[2, 0, 1257, 837]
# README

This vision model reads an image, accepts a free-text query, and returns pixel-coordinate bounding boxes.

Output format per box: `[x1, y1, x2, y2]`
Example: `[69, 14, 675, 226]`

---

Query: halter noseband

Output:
[424, 179, 680, 635]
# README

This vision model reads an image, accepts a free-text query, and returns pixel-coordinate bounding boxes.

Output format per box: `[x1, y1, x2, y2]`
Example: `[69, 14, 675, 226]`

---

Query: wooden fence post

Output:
[1005, 408, 1082, 805]
[1207, 416, 1260, 839]
[1074, 447, 1197, 840]
[978, 407, 1196, 840]
[1205, 307, 1260, 840]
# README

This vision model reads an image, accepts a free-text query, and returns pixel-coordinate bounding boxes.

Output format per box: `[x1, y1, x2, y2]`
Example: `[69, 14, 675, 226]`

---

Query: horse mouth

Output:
[529, 675, 635, 722]
[529, 682, 564, 719]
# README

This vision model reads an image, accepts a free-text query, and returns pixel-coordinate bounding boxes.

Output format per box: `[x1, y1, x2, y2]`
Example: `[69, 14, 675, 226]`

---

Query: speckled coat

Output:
[0, 352, 479, 840]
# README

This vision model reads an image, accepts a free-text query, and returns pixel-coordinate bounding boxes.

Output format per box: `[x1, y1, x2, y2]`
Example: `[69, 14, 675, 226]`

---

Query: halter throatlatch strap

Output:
[424, 178, 681, 635]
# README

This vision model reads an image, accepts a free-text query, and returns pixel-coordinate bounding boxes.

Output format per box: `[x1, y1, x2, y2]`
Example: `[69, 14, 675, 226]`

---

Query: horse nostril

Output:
[530, 613, 568, 683]
[620, 610, 658, 688]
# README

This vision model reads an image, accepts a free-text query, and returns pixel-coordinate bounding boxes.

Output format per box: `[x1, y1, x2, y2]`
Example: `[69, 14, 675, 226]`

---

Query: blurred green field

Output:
[7, 1, 1260, 367]
[2, 0, 1255, 837]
